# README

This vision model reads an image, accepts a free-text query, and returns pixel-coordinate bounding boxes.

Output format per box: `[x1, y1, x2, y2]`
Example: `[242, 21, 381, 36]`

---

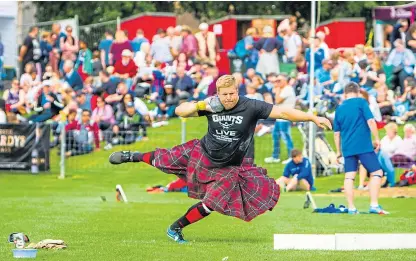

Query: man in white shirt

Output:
[265, 73, 296, 164]
[284, 22, 302, 62]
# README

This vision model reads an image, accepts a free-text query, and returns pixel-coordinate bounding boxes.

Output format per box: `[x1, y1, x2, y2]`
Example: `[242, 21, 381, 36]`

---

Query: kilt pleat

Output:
[153, 139, 280, 221]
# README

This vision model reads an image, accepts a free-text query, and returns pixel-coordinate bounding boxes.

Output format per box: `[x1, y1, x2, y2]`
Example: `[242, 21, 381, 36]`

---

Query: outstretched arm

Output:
[175, 101, 199, 118]
[268, 106, 332, 130]
[175, 96, 222, 118]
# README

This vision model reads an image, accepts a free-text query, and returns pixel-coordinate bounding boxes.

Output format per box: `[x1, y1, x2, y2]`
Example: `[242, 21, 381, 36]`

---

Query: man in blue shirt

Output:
[276, 149, 314, 192]
[98, 30, 114, 69]
[333, 82, 389, 215]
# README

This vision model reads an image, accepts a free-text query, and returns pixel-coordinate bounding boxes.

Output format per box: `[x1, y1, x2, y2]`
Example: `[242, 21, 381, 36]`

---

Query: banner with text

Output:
[0, 124, 50, 171]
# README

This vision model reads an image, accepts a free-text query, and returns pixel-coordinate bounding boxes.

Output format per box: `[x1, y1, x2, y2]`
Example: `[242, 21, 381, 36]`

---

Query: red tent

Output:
[316, 18, 366, 49]
[120, 12, 176, 41]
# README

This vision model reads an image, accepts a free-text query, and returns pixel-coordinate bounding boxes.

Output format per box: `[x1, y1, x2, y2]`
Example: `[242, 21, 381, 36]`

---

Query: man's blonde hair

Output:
[216, 75, 237, 92]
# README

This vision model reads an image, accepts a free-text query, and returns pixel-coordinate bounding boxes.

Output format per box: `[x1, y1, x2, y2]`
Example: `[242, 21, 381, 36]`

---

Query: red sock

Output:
[142, 152, 153, 165]
[170, 202, 211, 230]
[133, 152, 154, 165]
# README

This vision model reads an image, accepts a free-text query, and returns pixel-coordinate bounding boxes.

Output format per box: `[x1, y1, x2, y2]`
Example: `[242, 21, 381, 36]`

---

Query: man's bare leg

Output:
[344, 171, 357, 211]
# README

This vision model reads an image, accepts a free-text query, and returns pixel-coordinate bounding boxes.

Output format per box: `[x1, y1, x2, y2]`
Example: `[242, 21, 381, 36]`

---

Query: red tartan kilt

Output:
[153, 139, 280, 221]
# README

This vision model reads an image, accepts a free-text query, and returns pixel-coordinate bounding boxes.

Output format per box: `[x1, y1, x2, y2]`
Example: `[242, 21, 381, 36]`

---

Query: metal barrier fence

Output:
[79, 18, 120, 51]
[17, 16, 79, 46]
[54, 121, 334, 179]
[5, 119, 406, 190]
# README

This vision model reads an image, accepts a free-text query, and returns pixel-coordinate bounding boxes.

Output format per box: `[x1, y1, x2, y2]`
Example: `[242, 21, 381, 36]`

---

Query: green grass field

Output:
[1, 117, 416, 260]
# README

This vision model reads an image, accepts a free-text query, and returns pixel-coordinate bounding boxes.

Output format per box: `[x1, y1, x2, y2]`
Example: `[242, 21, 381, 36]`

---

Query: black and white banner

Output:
[0, 124, 50, 171]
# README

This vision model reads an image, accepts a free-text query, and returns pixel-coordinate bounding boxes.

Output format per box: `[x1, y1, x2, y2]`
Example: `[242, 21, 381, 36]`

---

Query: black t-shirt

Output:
[22, 36, 41, 64]
[364, 68, 384, 88]
[198, 96, 273, 167]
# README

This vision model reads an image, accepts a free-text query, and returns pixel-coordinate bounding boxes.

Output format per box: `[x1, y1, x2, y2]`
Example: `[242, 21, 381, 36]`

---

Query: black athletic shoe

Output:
[109, 151, 133, 165]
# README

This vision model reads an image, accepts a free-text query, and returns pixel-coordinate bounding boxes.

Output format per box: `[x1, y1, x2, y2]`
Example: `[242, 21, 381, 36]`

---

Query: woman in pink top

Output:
[92, 96, 115, 131]
[60, 26, 79, 66]
[110, 30, 133, 65]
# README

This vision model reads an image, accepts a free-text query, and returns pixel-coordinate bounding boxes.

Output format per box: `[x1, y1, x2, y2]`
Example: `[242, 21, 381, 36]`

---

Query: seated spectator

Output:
[381, 122, 403, 158]
[108, 102, 148, 150]
[232, 72, 246, 96]
[75, 90, 91, 111]
[92, 96, 115, 147]
[137, 54, 155, 80]
[20, 62, 40, 88]
[354, 44, 367, 62]
[361, 57, 385, 97]
[251, 74, 272, 103]
[133, 41, 151, 68]
[99, 70, 119, 95]
[275, 149, 314, 192]
[29, 81, 64, 123]
[172, 66, 194, 100]
[191, 64, 217, 101]
[244, 68, 259, 83]
[3, 79, 26, 115]
[264, 72, 277, 92]
[173, 52, 193, 71]
[391, 123, 416, 168]
[114, 49, 138, 89]
[63, 60, 83, 91]
[385, 39, 415, 94]
[364, 46, 376, 63]
[395, 78, 416, 123]
[65, 109, 99, 157]
[75, 39, 93, 82]
[321, 69, 342, 110]
[157, 84, 179, 120]
[105, 82, 134, 105]
[51, 109, 77, 148]
[42, 64, 55, 81]
[245, 84, 263, 101]
[360, 90, 382, 124]
[294, 55, 307, 75]
[315, 59, 333, 89]
[375, 82, 394, 118]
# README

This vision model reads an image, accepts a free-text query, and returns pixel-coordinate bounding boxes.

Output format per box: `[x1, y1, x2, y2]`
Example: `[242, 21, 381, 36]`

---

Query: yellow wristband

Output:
[196, 101, 206, 111]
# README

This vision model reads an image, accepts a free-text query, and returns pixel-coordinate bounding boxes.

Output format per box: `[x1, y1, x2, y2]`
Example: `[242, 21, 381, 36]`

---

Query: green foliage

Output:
[34, 1, 412, 27]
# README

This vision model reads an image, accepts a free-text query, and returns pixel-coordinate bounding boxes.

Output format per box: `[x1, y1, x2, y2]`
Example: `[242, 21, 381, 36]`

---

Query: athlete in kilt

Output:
[109, 75, 332, 243]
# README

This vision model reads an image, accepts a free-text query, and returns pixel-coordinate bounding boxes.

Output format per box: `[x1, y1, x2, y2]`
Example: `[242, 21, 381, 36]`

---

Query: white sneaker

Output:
[282, 158, 292, 164]
[257, 125, 272, 137]
[104, 143, 113, 151]
[264, 157, 280, 163]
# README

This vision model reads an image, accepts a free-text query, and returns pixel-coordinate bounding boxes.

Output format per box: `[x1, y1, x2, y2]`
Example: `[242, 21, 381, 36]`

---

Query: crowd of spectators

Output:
[0, 15, 415, 167]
